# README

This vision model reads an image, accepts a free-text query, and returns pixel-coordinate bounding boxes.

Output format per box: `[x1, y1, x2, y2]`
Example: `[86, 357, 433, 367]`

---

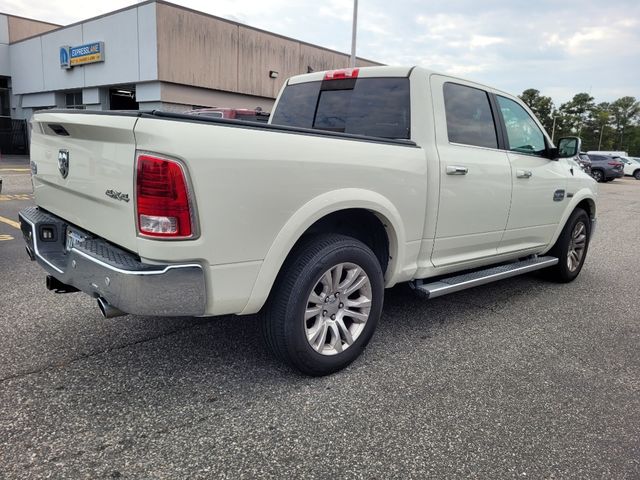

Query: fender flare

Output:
[541, 188, 596, 254]
[241, 188, 407, 314]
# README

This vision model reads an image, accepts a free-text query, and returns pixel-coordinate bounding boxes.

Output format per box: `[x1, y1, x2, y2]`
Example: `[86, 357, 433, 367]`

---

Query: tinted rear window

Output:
[271, 78, 410, 139]
[443, 82, 497, 149]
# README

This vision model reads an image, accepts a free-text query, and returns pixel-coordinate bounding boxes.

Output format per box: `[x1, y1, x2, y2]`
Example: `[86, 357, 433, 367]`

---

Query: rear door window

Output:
[443, 82, 498, 149]
[271, 77, 411, 139]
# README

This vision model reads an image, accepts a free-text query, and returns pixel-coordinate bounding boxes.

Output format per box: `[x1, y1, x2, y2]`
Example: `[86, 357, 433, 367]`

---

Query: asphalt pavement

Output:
[0, 157, 639, 479]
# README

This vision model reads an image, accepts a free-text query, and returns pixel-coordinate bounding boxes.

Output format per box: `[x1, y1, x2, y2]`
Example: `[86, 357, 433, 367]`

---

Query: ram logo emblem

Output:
[58, 149, 69, 179]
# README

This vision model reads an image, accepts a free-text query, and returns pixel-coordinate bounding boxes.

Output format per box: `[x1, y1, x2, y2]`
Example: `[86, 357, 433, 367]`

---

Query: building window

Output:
[65, 91, 85, 109]
[0, 77, 10, 117]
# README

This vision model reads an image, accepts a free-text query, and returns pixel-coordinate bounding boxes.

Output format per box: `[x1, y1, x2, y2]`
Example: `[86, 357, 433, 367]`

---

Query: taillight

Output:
[608, 161, 621, 167]
[323, 68, 359, 80]
[136, 154, 192, 238]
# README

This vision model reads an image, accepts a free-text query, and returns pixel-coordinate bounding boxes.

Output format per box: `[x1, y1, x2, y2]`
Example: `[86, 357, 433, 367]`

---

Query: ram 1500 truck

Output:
[20, 66, 597, 375]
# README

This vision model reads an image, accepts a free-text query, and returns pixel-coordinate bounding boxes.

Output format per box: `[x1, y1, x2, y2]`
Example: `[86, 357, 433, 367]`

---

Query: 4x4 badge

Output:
[105, 189, 130, 202]
[58, 149, 69, 179]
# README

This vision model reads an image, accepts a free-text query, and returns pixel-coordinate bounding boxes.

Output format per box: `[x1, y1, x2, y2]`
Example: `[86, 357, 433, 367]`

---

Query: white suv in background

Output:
[618, 157, 640, 180]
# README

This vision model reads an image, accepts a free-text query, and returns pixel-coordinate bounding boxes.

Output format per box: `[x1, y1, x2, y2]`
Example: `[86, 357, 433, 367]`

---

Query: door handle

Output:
[446, 166, 468, 175]
[516, 169, 532, 178]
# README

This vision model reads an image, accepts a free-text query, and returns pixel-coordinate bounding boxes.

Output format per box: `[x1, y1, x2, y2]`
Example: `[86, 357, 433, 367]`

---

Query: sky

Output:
[1, 0, 638, 105]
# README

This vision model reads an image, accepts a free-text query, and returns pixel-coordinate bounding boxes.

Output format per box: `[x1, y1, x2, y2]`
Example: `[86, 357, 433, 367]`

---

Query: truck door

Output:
[493, 95, 568, 253]
[429, 76, 512, 267]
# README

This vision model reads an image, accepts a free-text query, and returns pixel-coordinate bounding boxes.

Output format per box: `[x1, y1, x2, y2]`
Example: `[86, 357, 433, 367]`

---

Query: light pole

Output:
[551, 115, 558, 142]
[350, 0, 358, 68]
[598, 124, 605, 150]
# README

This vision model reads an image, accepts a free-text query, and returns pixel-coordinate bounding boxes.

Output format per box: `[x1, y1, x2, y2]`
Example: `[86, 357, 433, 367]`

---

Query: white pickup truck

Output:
[20, 66, 597, 375]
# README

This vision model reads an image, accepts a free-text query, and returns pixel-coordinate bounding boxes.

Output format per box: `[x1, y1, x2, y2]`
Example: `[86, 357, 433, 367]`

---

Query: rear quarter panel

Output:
[132, 118, 428, 314]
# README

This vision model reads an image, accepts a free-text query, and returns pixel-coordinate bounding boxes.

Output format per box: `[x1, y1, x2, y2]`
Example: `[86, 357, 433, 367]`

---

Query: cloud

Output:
[2, 0, 638, 104]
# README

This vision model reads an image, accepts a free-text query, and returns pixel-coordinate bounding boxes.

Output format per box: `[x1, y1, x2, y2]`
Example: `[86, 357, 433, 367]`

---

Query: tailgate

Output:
[30, 111, 140, 253]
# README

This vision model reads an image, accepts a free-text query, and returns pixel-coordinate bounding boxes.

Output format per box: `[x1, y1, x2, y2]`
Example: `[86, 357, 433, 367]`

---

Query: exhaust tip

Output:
[97, 297, 126, 319]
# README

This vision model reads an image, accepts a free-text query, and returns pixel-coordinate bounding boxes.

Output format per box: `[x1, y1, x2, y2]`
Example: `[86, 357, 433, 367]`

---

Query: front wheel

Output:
[261, 234, 384, 376]
[544, 208, 591, 283]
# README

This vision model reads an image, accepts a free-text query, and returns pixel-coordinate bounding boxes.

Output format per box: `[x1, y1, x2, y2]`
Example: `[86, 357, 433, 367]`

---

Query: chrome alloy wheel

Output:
[567, 221, 587, 272]
[304, 262, 372, 356]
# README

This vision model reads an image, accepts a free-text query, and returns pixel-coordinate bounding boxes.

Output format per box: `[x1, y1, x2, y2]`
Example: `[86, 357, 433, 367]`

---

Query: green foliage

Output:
[518, 88, 640, 155]
[519, 89, 555, 132]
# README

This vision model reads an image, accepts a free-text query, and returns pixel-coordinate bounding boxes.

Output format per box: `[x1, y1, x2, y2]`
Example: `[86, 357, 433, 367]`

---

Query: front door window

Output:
[497, 96, 546, 156]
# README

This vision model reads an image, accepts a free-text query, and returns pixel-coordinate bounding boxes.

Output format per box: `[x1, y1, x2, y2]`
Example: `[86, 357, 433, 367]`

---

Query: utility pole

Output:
[350, 0, 358, 68]
[551, 116, 557, 142]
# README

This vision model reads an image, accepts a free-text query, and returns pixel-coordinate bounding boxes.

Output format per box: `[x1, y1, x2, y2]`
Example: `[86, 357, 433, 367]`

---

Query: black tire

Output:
[261, 233, 384, 376]
[543, 208, 591, 283]
[634, 170, 640, 180]
[591, 170, 604, 182]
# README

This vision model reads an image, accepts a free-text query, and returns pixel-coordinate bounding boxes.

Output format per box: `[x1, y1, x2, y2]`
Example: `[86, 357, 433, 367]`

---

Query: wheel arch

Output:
[541, 190, 596, 255]
[241, 189, 406, 314]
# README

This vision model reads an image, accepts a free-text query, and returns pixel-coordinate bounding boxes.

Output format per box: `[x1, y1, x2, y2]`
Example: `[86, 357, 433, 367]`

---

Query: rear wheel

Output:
[591, 170, 604, 182]
[261, 234, 384, 376]
[544, 208, 590, 283]
[634, 170, 640, 180]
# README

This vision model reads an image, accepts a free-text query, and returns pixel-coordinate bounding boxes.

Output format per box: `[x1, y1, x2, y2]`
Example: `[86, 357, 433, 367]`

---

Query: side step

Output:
[413, 256, 559, 299]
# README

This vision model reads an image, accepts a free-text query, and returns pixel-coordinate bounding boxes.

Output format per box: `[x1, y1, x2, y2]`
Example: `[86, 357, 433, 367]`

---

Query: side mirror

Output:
[556, 137, 582, 159]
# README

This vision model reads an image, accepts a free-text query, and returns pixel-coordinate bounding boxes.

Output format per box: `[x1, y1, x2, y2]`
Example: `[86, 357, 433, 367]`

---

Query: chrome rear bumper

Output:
[19, 207, 206, 317]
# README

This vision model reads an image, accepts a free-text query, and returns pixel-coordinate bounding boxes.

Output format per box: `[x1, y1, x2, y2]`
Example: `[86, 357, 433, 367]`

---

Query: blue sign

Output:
[60, 41, 104, 69]
[59, 46, 70, 69]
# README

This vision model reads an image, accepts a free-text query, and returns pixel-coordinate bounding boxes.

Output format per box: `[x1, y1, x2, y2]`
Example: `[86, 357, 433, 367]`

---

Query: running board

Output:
[413, 256, 559, 299]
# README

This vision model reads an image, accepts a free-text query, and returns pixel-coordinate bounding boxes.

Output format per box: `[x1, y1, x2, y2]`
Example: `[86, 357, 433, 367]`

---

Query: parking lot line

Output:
[0, 168, 30, 172]
[0, 215, 20, 229]
[0, 194, 33, 201]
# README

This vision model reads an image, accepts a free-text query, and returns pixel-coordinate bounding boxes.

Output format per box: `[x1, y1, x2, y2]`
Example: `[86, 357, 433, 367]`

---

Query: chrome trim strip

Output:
[69, 246, 201, 276]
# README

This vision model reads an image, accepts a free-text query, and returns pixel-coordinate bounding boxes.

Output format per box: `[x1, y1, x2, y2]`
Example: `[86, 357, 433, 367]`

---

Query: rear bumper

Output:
[19, 207, 206, 317]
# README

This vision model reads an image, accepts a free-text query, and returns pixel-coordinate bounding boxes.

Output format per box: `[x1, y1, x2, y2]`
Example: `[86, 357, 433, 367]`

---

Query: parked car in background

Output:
[587, 154, 624, 182]
[577, 153, 592, 175]
[187, 107, 270, 123]
[616, 156, 640, 180]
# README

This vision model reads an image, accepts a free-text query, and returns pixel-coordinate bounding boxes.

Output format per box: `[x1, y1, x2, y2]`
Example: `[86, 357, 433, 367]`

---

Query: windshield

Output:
[271, 77, 411, 139]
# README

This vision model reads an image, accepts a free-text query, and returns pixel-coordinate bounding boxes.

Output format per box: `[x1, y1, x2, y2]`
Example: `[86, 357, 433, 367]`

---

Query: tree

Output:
[609, 96, 640, 150]
[519, 89, 555, 133]
[582, 102, 613, 151]
[558, 93, 596, 137]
